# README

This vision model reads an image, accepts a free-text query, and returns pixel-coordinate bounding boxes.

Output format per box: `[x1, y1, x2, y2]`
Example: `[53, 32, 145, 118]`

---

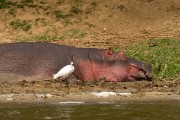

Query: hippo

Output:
[0, 42, 152, 82]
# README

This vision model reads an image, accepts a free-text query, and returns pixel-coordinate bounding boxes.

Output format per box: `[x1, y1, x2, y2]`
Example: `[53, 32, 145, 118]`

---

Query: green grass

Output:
[15, 29, 86, 42]
[117, 4, 125, 12]
[8, 8, 16, 17]
[21, 0, 34, 3]
[62, 18, 73, 26]
[0, 0, 49, 10]
[16, 35, 65, 42]
[64, 29, 86, 39]
[0, 0, 17, 9]
[91, 1, 97, 9]
[85, 1, 97, 14]
[53, 10, 65, 20]
[123, 39, 180, 80]
[70, 6, 81, 14]
[10, 19, 31, 31]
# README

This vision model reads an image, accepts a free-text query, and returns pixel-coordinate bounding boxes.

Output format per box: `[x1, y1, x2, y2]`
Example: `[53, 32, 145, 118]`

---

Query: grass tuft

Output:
[0, 0, 17, 9]
[21, 0, 33, 3]
[64, 29, 86, 39]
[10, 19, 31, 31]
[117, 4, 125, 12]
[70, 6, 81, 14]
[16, 35, 65, 42]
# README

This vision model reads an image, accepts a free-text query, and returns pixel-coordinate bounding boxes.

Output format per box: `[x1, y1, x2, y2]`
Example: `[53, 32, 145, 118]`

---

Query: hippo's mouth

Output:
[129, 64, 152, 81]
[138, 70, 151, 80]
[130, 70, 151, 81]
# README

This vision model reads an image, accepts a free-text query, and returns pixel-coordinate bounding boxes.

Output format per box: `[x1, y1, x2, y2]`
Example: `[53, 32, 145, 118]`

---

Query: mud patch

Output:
[0, 79, 179, 103]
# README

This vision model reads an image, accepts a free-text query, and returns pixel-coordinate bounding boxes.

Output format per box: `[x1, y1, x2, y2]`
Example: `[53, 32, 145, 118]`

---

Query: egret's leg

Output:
[59, 77, 65, 90]
[59, 76, 70, 90]
[65, 77, 70, 90]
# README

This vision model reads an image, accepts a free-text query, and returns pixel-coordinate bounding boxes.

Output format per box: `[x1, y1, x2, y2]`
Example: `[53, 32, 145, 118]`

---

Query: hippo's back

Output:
[0, 42, 73, 81]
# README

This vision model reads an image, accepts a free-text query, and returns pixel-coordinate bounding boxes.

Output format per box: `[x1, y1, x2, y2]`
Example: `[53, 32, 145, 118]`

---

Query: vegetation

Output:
[16, 35, 65, 42]
[70, 6, 81, 14]
[85, 1, 97, 14]
[21, 0, 34, 3]
[15, 28, 86, 42]
[0, 0, 49, 10]
[124, 39, 180, 80]
[117, 4, 125, 12]
[64, 29, 86, 39]
[8, 8, 16, 17]
[53, 11, 66, 20]
[10, 19, 31, 31]
[1, 0, 91, 32]
[0, 0, 16, 9]
[91, 1, 97, 9]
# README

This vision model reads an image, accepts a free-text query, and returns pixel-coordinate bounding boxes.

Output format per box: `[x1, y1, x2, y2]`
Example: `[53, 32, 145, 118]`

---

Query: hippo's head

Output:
[126, 58, 153, 81]
[73, 47, 153, 82]
[99, 49, 153, 82]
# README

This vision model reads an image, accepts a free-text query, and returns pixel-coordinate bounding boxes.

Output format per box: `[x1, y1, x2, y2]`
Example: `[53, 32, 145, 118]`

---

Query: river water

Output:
[0, 102, 179, 120]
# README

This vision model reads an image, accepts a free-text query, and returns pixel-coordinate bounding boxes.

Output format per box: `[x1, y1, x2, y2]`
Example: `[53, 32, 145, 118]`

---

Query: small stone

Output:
[118, 93, 132, 96]
[6, 98, 14, 101]
[6, 94, 14, 98]
[45, 94, 53, 99]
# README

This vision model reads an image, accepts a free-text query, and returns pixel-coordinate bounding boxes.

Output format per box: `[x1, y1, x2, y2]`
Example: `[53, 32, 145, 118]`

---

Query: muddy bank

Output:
[0, 92, 180, 104]
[0, 79, 179, 103]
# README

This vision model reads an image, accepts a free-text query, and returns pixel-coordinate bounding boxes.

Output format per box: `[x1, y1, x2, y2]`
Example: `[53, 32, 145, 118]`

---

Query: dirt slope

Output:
[0, 0, 180, 48]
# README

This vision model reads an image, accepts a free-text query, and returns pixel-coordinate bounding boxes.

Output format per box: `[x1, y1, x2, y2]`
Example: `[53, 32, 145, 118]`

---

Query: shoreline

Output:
[0, 91, 180, 104]
[0, 80, 179, 104]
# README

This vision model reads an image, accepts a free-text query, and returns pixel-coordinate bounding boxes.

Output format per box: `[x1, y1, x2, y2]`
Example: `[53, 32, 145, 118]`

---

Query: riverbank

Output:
[0, 92, 180, 104]
[0, 79, 179, 103]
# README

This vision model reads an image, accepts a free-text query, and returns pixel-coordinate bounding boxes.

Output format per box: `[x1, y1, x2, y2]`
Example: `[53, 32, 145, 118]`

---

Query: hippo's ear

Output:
[119, 52, 127, 60]
[108, 48, 113, 55]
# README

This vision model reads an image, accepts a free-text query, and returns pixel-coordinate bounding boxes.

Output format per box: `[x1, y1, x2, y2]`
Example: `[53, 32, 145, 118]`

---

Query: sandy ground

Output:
[0, 0, 180, 103]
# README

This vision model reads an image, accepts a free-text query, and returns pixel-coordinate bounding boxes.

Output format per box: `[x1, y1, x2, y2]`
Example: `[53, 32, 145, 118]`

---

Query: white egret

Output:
[53, 62, 75, 89]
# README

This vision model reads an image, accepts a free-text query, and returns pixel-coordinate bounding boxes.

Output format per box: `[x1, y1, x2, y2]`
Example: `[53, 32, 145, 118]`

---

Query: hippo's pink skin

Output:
[74, 60, 128, 81]
[0, 42, 152, 82]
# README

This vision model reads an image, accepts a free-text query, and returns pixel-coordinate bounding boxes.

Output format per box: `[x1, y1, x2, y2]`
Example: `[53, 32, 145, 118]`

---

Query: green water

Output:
[0, 102, 179, 120]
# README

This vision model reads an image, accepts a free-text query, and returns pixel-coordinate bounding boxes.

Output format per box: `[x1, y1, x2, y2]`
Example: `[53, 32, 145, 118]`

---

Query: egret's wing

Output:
[53, 65, 74, 79]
